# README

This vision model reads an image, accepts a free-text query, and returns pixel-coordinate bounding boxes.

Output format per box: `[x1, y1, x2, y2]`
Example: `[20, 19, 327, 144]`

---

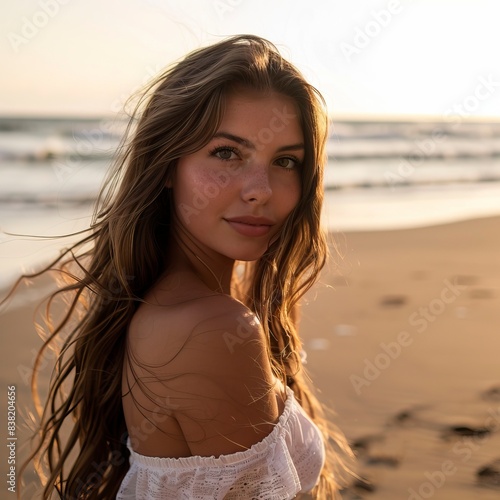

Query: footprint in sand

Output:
[350, 434, 386, 455]
[482, 386, 500, 401]
[365, 455, 400, 468]
[442, 425, 491, 440]
[476, 459, 500, 488]
[453, 275, 478, 286]
[389, 405, 432, 427]
[393, 409, 414, 423]
[379, 295, 407, 308]
[469, 288, 496, 299]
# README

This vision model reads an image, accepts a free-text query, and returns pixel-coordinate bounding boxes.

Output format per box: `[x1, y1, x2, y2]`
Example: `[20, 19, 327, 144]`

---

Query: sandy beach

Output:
[301, 215, 500, 499]
[1, 216, 499, 499]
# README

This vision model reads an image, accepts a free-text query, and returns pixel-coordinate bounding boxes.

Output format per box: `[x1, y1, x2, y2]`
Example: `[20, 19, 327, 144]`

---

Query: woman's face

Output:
[171, 87, 303, 262]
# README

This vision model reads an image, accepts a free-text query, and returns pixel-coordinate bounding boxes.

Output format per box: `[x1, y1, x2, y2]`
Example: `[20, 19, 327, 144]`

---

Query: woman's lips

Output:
[224, 217, 274, 237]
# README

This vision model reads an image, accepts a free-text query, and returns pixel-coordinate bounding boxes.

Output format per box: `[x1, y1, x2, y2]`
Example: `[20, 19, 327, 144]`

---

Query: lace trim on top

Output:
[117, 386, 325, 500]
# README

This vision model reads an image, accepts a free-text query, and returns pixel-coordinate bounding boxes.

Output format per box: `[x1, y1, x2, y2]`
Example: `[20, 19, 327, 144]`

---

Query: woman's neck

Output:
[167, 238, 234, 295]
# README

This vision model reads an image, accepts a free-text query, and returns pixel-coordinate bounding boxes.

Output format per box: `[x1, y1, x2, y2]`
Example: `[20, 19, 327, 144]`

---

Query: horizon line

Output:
[1, 112, 500, 124]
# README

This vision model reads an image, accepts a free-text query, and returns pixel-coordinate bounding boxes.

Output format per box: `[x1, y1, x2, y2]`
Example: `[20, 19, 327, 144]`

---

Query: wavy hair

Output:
[11, 34, 353, 498]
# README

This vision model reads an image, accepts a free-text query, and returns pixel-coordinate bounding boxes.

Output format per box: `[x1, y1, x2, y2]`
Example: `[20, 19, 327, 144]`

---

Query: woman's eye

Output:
[213, 147, 238, 160]
[275, 157, 300, 169]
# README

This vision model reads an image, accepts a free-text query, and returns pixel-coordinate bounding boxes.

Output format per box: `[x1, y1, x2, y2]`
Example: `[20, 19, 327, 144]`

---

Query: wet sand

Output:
[1, 216, 499, 498]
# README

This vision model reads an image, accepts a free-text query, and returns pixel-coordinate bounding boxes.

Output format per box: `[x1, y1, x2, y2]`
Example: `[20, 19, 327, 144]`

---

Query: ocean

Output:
[1, 116, 500, 291]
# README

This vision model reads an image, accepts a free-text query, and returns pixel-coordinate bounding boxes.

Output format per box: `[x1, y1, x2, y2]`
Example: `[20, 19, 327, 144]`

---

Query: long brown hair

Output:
[11, 34, 353, 498]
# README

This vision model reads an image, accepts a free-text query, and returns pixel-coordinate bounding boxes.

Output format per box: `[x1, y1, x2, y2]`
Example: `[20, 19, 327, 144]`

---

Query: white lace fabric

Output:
[117, 386, 325, 499]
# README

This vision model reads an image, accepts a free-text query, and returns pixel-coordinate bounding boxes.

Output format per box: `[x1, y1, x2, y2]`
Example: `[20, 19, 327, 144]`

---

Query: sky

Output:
[2, 0, 500, 118]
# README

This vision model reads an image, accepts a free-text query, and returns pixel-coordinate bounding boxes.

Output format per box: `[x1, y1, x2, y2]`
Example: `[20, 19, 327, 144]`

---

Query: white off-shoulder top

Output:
[116, 386, 325, 499]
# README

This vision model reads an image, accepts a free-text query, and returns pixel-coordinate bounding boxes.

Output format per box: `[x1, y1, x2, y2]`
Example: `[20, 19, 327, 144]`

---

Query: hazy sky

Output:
[2, 0, 500, 118]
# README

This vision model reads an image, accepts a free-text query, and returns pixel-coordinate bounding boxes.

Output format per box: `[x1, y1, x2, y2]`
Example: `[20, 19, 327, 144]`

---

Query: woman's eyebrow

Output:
[212, 131, 304, 153]
[212, 132, 254, 149]
[276, 143, 304, 153]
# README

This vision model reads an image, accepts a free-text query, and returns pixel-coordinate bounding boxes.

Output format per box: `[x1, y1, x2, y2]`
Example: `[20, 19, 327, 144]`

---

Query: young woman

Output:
[17, 34, 353, 498]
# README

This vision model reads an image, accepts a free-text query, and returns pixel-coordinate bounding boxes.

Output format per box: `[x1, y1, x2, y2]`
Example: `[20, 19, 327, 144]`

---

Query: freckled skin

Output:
[171, 88, 303, 263]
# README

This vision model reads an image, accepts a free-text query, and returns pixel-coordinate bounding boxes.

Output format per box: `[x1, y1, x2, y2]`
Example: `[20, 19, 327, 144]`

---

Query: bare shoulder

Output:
[127, 292, 264, 367]
[126, 292, 283, 457]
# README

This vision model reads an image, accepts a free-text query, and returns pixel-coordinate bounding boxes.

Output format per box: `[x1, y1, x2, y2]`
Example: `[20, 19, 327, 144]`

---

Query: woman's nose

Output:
[240, 163, 273, 204]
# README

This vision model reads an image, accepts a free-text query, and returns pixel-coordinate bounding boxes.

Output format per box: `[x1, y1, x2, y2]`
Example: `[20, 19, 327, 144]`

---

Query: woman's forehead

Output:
[216, 89, 303, 145]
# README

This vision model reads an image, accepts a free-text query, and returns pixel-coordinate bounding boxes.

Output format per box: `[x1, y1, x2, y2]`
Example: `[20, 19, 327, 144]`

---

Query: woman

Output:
[17, 34, 353, 498]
